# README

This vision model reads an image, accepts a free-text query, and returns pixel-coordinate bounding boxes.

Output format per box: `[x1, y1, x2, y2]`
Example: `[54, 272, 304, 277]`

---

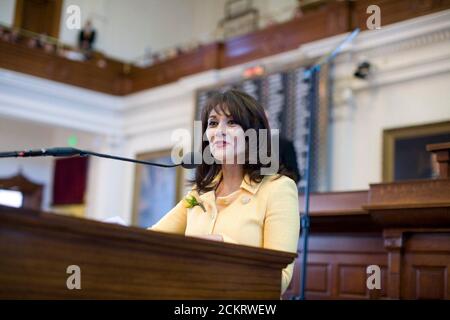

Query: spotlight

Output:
[354, 61, 371, 79]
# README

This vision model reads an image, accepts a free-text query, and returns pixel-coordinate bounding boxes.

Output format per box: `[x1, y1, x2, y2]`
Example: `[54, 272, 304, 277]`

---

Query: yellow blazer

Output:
[149, 172, 300, 295]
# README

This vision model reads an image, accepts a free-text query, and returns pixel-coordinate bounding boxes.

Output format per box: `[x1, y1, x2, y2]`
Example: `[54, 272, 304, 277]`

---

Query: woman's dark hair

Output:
[191, 89, 295, 193]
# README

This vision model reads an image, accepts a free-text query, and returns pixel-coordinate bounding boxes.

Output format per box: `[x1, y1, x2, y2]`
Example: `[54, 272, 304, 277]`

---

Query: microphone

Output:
[0, 147, 201, 169]
[0, 147, 83, 158]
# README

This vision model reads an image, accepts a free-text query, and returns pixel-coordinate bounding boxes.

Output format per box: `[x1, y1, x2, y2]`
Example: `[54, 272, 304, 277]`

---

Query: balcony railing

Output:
[1, 0, 448, 95]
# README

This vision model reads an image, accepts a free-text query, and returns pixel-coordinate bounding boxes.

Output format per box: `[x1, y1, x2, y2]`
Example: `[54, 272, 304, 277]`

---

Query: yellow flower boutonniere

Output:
[183, 194, 206, 212]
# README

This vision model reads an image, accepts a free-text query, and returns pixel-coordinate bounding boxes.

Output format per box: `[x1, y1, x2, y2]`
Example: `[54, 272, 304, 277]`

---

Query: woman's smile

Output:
[214, 141, 230, 148]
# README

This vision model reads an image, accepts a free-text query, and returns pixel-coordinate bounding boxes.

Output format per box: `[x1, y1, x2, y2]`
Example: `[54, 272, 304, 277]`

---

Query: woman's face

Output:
[205, 107, 246, 164]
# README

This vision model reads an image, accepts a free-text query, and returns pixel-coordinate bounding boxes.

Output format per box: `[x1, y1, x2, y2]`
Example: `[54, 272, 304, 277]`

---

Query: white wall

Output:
[0, 116, 100, 211]
[59, 0, 224, 61]
[1, 10, 449, 225]
[328, 12, 450, 191]
[3, 0, 299, 61]
[58, 0, 299, 61]
[59, 0, 108, 54]
[330, 72, 450, 191]
[0, 117, 54, 210]
[0, 0, 16, 26]
[192, 0, 227, 42]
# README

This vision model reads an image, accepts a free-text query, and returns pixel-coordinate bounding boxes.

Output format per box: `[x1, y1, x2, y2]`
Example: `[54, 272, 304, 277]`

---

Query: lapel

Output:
[197, 171, 267, 211]
[198, 190, 216, 214]
[198, 172, 221, 213]
[240, 174, 265, 195]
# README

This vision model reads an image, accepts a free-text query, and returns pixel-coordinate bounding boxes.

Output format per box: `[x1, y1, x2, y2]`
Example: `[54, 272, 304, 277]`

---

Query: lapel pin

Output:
[241, 196, 250, 204]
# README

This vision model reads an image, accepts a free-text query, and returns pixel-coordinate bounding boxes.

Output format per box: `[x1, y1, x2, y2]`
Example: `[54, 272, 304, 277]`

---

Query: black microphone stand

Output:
[292, 28, 360, 300]
[77, 149, 181, 168]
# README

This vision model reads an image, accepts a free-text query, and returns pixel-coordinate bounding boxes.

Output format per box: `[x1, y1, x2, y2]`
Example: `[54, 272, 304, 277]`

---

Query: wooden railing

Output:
[0, 38, 127, 95]
[282, 142, 450, 300]
[1, 0, 449, 95]
[285, 185, 450, 300]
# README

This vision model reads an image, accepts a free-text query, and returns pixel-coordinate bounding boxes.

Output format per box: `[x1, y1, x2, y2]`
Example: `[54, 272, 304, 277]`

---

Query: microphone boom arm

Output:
[0, 147, 183, 168]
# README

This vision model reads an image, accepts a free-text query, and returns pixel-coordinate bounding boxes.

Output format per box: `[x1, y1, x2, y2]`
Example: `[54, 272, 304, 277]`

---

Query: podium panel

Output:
[0, 206, 295, 299]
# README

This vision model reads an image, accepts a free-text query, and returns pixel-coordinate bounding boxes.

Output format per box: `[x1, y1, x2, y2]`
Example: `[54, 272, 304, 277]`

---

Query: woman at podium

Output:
[149, 89, 300, 295]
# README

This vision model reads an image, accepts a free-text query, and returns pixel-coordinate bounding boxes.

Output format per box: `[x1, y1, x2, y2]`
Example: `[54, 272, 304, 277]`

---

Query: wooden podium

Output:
[0, 206, 295, 299]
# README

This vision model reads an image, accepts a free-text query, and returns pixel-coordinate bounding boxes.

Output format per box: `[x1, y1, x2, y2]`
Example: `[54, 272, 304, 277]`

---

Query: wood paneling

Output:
[14, 0, 63, 38]
[0, 205, 295, 299]
[368, 179, 450, 206]
[0, 40, 126, 95]
[299, 191, 379, 233]
[366, 179, 450, 228]
[1, 182, 449, 299]
[299, 190, 368, 214]
[306, 263, 331, 294]
[351, 0, 450, 31]
[402, 233, 450, 299]
[220, 1, 349, 68]
[283, 178, 450, 300]
[427, 142, 450, 179]
[284, 234, 388, 300]
[128, 43, 221, 94]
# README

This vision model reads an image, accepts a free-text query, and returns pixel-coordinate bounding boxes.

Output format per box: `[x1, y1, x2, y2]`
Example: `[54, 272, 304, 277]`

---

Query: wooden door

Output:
[14, 0, 62, 38]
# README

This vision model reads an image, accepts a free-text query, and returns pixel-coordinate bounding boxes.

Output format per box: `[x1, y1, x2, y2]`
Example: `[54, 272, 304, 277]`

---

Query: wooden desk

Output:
[284, 179, 450, 300]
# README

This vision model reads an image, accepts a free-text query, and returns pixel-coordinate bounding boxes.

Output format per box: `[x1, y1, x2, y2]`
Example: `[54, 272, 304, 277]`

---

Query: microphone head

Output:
[47, 147, 82, 156]
[181, 151, 202, 169]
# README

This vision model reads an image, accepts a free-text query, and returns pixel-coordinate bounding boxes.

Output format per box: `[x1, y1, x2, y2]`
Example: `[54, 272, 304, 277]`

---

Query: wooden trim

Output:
[13, 0, 62, 37]
[0, 205, 296, 264]
[4, 0, 450, 94]
[426, 142, 450, 152]
[13, 0, 24, 29]
[383, 229, 403, 299]
[352, 0, 450, 31]
[427, 142, 450, 179]
[50, 0, 63, 38]
[369, 178, 450, 205]
[299, 190, 369, 213]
